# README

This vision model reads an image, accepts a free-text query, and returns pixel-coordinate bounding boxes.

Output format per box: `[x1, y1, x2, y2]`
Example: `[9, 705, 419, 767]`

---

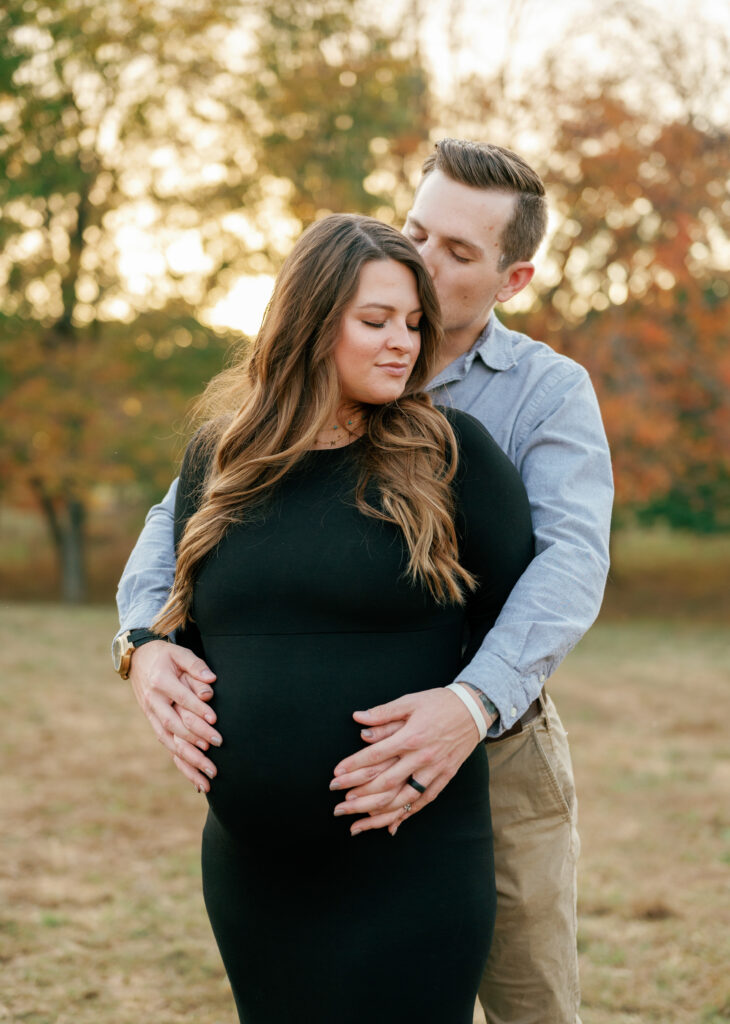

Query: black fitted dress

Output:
[174, 409, 533, 1024]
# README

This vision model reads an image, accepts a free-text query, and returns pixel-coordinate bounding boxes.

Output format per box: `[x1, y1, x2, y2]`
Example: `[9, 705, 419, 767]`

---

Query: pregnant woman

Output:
[152, 214, 533, 1024]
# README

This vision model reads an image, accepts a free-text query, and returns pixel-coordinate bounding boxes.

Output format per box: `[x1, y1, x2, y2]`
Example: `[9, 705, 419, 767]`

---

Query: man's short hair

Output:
[421, 139, 548, 270]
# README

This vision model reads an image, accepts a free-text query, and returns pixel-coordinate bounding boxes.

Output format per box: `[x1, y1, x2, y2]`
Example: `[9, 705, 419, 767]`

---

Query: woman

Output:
[153, 214, 533, 1023]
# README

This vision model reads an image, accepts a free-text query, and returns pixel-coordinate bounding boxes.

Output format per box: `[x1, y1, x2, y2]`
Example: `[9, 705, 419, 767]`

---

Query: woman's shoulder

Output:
[180, 420, 222, 480]
[176, 421, 222, 521]
[436, 406, 504, 462]
[436, 407, 532, 553]
[437, 405, 528, 510]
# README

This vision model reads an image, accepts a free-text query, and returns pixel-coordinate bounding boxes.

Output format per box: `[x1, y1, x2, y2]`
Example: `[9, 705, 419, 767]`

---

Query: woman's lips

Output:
[377, 363, 411, 376]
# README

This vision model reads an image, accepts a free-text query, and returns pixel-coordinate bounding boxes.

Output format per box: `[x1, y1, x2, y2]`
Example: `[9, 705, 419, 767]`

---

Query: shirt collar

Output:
[427, 313, 516, 390]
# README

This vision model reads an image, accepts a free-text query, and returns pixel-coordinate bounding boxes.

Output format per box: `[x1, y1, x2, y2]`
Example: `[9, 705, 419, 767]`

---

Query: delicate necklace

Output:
[313, 414, 365, 449]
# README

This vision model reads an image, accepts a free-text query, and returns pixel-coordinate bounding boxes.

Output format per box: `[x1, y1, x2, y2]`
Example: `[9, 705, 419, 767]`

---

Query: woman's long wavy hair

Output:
[153, 214, 476, 635]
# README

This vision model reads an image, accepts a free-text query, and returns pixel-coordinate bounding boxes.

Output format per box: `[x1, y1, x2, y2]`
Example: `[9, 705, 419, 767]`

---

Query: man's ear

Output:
[496, 262, 534, 304]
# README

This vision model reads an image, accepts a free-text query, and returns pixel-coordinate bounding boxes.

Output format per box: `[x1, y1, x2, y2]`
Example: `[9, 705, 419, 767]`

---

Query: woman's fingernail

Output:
[351, 828, 362, 836]
[361, 728, 373, 738]
[329, 780, 341, 790]
[201, 670, 215, 680]
[209, 734, 222, 747]
[200, 688, 214, 698]
[204, 768, 215, 779]
[333, 806, 345, 816]
[205, 713, 216, 724]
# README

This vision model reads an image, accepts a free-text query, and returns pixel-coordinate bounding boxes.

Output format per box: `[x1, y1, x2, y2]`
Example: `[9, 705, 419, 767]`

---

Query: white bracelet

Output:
[446, 683, 488, 742]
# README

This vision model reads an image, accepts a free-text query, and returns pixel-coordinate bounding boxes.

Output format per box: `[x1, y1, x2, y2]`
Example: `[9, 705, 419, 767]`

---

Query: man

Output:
[115, 139, 613, 1023]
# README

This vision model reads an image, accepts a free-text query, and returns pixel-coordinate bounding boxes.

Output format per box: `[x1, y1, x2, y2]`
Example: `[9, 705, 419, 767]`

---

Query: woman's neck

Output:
[311, 402, 368, 449]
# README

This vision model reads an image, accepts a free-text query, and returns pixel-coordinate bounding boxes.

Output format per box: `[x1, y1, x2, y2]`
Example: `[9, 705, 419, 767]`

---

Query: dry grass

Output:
[559, 621, 730, 1024]
[1, 604, 728, 1023]
[0, 604, 230, 1024]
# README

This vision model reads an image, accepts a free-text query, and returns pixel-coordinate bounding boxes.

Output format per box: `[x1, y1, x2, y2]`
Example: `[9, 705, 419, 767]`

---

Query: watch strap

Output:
[127, 628, 168, 648]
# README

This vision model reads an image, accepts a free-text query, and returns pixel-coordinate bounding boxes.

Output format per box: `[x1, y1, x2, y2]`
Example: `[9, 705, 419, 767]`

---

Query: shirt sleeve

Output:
[115, 477, 180, 636]
[454, 365, 613, 736]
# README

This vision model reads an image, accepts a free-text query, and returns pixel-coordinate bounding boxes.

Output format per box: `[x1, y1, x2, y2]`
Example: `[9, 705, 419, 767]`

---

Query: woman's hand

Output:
[329, 686, 492, 835]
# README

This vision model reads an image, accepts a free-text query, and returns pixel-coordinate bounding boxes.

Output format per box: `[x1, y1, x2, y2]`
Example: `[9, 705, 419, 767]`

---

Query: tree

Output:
[249, 0, 431, 226]
[436, 1, 730, 527]
[0, 0, 253, 600]
[535, 98, 728, 524]
[0, 0, 433, 600]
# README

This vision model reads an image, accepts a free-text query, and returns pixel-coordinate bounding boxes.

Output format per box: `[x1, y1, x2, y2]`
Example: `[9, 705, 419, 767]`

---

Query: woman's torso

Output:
[176, 412, 533, 844]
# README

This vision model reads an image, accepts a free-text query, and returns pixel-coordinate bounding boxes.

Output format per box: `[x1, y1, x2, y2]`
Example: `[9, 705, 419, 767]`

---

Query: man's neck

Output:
[432, 318, 492, 378]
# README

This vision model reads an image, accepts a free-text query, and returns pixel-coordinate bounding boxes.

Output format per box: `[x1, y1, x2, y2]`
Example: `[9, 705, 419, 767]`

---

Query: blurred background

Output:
[1, 2, 728, 1022]
[1, 0, 729, 609]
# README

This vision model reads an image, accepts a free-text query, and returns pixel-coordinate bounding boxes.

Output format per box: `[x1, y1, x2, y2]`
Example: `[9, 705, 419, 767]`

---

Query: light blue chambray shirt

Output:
[116, 313, 613, 737]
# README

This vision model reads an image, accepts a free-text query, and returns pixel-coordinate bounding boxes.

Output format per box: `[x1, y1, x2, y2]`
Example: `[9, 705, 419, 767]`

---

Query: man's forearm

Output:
[456, 531, 610, 735]
[116, 477, 179, 633]
[456, 369, 614, 736]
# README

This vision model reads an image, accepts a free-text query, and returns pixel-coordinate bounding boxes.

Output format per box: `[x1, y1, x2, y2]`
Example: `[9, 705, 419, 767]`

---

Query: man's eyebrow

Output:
[406, 215, 484, 257]
[355, 303, 422, 314]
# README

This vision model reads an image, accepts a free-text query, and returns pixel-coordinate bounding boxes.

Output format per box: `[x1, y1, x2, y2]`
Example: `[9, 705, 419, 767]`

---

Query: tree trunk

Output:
[60, 498, 87, 603]
[34, 484, 88, 603]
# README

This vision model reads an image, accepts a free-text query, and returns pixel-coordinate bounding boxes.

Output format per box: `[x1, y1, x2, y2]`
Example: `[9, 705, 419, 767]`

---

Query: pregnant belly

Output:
[199, 629, 462, 841]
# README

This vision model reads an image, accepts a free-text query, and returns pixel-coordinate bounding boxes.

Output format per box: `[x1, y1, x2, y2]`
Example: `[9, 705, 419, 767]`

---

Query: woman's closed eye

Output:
[363, 320, 421, 332]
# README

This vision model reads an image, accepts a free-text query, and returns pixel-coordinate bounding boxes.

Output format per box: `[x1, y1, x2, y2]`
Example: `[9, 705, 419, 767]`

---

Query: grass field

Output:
[1, 603, 729, 1023]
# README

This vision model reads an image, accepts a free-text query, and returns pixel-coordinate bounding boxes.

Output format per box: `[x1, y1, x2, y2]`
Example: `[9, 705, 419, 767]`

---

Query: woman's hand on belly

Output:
[328, 687, 485, 835]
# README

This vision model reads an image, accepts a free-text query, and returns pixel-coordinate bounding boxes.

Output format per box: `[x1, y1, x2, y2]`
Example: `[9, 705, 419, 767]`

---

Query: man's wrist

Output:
[112, 628, 169, 679]
[445, 683, 489, 741]
[461, 683, 499, 727]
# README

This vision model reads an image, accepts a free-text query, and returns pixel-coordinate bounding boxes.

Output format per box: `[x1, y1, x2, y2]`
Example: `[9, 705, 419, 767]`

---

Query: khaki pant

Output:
[475, 693, 582, 1024]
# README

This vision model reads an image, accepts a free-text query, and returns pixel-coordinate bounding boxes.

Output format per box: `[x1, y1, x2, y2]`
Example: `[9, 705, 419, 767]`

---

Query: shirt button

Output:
[510, 707, 518, 718]
[539, 673, 546, 683]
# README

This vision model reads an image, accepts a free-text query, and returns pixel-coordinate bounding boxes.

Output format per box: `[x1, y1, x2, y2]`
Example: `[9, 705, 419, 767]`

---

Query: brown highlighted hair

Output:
[421, 138, 548, 269]
[153, 214, 476, 635]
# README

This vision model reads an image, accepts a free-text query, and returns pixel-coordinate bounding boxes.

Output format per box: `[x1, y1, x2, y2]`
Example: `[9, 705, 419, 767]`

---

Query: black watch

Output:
[112, 628, 168, 679]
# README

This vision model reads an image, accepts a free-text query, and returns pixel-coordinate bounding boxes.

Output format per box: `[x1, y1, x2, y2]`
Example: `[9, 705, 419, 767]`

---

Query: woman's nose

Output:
[388, 323, 415, 350]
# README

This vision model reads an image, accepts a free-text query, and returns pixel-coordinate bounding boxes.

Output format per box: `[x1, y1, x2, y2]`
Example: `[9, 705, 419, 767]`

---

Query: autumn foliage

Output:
[507, 95, 730, 527]
[1, 0, 729, 600]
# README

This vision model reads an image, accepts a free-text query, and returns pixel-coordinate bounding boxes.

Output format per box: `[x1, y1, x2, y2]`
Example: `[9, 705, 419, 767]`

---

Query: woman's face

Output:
[333, 259, 422, 407]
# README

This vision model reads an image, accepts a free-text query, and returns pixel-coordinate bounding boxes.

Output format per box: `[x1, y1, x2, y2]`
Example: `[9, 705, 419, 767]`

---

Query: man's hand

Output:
[128, 640, 221, 793]
[328, 686, 493, 836]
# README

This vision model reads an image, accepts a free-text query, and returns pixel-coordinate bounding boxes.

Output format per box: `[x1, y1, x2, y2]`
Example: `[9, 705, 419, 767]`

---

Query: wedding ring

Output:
[407, 775, 426, 794]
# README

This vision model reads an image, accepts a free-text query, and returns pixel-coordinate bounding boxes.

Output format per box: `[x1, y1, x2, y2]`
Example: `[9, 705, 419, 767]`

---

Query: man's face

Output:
[404, 169, 528, 347]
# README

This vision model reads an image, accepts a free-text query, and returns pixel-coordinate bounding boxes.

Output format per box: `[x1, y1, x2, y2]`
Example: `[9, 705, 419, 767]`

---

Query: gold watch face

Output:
[112, 633, 130, 673]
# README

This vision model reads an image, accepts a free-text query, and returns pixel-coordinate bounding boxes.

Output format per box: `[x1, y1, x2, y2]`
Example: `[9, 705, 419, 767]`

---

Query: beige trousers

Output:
[475, 693, 582, 1024]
